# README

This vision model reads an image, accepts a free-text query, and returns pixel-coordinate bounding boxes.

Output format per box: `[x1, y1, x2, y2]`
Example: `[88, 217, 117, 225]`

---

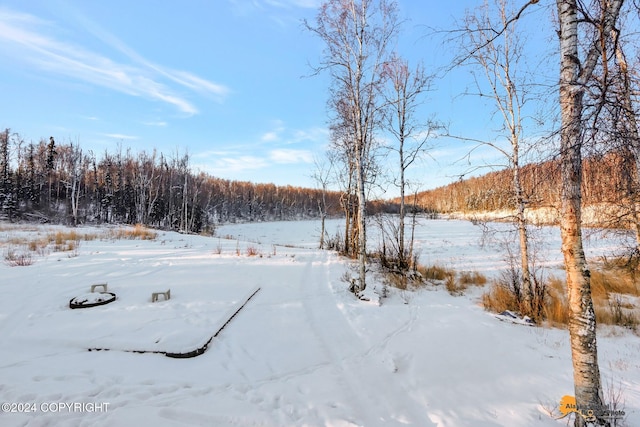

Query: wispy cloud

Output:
[141, 121, 168, 127]
[228, 0, 319, 26]
[195, 144, 314, 178]
[261, 132, 280, 142]
[229, 0, 319, 11]
[103, 133, 139, 140]
[263, 0, 321, 8]
[0, 7, 229, 115]
[70, 11, 230, 100]
[290, 127, 329, 144]
[212, 156, 270, 173]
[193, 121, 324, 179]
[270, 148, 313, 164]
[259, 120, 328, 146]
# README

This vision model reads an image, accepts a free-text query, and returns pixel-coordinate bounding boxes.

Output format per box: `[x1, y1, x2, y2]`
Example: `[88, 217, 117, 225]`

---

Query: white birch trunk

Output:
[556, 1, 624, 424]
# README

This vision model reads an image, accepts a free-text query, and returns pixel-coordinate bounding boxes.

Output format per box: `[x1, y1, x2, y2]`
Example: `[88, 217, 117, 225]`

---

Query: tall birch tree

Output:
[556, 0, 624, 424]
[381, 54, 434, 270]
[458, 0, 536, 315]
[609, 29, 640, 252]
[451, 1, 625, 422]
[307, 0, 399, 293]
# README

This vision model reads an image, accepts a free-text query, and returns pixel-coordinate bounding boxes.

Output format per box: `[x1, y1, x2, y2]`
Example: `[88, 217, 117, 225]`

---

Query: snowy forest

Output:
[0, 130, 355, 232]
[415, 152, 637, 223]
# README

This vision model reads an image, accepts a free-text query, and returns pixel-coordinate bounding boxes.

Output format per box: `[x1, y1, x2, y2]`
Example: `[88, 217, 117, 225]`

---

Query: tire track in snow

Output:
[299, 252, 374, 426]
[360, 304, 420, 362]
[300, 251, 434, 427]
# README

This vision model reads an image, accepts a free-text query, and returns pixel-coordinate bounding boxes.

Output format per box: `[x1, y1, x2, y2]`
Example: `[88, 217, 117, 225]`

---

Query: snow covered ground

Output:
[0, 219, 638, 426]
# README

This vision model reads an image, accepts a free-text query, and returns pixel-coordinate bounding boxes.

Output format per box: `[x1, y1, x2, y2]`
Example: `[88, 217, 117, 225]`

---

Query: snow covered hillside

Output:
[0, 219, 638, 426]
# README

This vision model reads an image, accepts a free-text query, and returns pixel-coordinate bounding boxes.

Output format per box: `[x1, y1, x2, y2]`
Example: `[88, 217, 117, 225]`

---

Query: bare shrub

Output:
[603, 377, 628, 426]
[4, 248, 35, 266]
[47, 230, 98, 252]
[544, 277, 569, 326]
[458, 271, 488, 286]
[108, 224, 157, 240]
[445, 274, 464, 295]
[82, 232, 98, 241]
[602, 250, 640, 275]
[246, 246, 260, 257]
[444, 270, 488, 296]
[27, 238, 48, 253]
[485, 268, 640, 329]
[340, 270, 359, 293]
[324, 231, 343, 252]
[589, 263, 639, 330]
[384, 271, 409, 291]
[411, 263, 484, 296]
[591, 268, 640, 297]
[482, 268, 550, 323]
[482, 282, 519, 313]
[417, 264, 454, 282]
[48, 231, 78, 252]
[35, 244, 50, 257]
[590, 270, 612, 300]
[595, 296, 639, 331]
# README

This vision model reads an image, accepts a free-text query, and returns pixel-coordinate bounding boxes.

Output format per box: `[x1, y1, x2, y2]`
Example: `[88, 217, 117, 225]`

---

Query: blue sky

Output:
[0, 0, 555, 196]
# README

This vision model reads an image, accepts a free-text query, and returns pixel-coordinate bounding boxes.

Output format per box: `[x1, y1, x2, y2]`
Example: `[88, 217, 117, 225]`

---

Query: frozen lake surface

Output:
[217, 217, 631, 277]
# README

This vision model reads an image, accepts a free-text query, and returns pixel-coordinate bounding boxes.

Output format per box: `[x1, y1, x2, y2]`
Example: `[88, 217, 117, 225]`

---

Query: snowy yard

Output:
[0, 219, 638, 426]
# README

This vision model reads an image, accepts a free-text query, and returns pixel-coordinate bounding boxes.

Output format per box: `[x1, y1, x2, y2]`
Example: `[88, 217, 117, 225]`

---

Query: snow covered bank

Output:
[0, 221, 638, 426]
[446, 203, 636, 228]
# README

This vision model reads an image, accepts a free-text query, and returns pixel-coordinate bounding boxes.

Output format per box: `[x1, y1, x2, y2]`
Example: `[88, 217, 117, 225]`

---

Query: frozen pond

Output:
[216, 217, 634, 277]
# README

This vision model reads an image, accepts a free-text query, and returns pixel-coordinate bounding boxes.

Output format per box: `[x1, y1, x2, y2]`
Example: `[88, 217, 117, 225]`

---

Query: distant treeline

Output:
[413, 151, 632, 215]
[0, 130, 357, 232]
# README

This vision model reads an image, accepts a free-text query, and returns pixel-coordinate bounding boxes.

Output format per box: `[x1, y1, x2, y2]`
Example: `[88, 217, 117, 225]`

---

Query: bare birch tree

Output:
[312, 156, 334, 249]
[307, 0, 399, 293]
[457, 0, 536, 315]
[609, 28, 640, 252]
[61, 141, 84, 226]
[449, 1, 626, 422]
[381, 54, 435, 270]
[556, 0, 624, 424]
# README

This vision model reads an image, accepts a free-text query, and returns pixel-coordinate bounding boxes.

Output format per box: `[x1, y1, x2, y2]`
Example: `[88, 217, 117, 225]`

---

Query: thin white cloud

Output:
[261, 131, 280, 142]
[142, 121, 167, 127]
[103, 133, 139, 140]
[194, 149, 239, 159]
[193, 121, 321, 177]
[228, 0, 319, 25]
[194, 147, 271, 172]
[70, 11, 230, 100]
[264, 0, 320, 8]
[0, 7, 229, 115]
[215, 156, 270, 172]
[291, 126, 329, 144]
[260, 119, 287, 142]
[259, 120, 328, 146]
[169, 71, 230, 98]
[270, 148, 313, 164]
